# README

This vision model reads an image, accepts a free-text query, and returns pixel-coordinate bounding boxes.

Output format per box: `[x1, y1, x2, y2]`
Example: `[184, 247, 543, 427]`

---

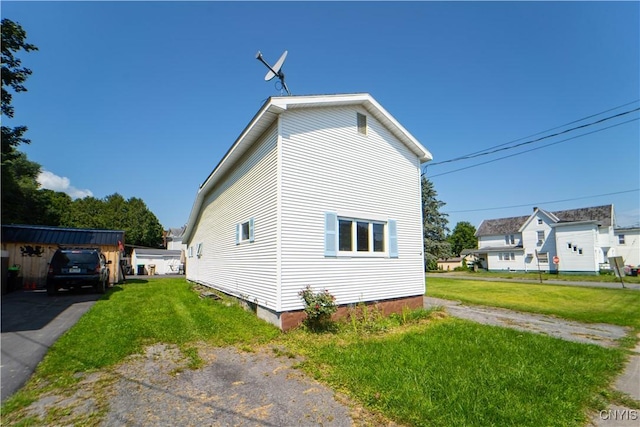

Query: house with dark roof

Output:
[472, 205, 624, 273]
[1, 224, 125, 293]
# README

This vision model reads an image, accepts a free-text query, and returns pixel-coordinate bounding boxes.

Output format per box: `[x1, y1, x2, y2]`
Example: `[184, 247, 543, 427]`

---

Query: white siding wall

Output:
[521, 215, 556, 272]
[279, 106, 424, 311]
[614, 229, 640, 266]
[555, 224, 598, 272]
[186, 125, 279, 309]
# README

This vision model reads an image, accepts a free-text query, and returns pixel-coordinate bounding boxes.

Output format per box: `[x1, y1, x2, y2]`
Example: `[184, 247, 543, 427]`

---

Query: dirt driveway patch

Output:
[17, 343, 397, 426]
[424, 297, 630, 347]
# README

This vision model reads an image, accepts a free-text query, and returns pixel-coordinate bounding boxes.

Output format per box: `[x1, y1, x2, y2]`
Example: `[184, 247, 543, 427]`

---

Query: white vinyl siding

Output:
[186, 125, 279, 309]
[279, 106, 424, 311]
[555, 224, 599, 272]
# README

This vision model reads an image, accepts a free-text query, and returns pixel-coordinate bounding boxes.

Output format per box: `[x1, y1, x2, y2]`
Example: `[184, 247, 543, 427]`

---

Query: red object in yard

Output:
[553, 256, 560, 265]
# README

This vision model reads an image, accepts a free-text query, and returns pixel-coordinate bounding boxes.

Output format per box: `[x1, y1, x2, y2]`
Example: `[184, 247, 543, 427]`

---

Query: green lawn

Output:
[2, 277, 634, 427]
[426, 277, 640, 328]
[293, 319, 625, 427]
[431, 270, 640, 284]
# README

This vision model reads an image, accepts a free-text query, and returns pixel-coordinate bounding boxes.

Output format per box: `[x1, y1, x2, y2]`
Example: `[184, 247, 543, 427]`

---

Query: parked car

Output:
[46, 248, 111, 295]
[623, 265, 639, 277]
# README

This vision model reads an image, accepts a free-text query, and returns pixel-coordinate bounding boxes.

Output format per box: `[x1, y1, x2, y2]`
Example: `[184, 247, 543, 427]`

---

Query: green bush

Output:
[298, 286, 337, 329]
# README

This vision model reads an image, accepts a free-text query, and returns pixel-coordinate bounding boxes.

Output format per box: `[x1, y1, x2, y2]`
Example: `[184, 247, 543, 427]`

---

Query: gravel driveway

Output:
[423, 297, 630, 347]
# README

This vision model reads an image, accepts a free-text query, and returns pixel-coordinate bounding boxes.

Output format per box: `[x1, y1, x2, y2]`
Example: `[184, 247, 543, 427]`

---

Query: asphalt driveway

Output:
[1, 288, 101, 402]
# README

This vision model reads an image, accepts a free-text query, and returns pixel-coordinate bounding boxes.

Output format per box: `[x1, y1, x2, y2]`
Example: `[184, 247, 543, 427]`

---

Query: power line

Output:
[443, 189, 640, 214]
[428, 105, 639, 167]
[443, 99, 639, 161]
[426, 117, 638, 178]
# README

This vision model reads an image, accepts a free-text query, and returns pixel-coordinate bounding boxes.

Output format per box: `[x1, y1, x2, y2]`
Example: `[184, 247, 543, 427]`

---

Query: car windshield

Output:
[54, 252, 98, 267]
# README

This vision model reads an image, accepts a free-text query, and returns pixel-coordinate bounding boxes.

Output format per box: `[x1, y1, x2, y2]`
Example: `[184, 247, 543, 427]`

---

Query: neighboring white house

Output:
[472, 204, 637, 274]
[183, 93, 432, 330]
[613, 226, 640, 267]
[165, 226, 187, 251]
[131, 248, 183, 275]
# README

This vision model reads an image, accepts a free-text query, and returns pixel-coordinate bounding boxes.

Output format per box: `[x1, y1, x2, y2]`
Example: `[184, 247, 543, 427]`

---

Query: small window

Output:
[537, 231, 545, 245]
[357, 113, 367, 135]
[196, 243, 203, 257]
[236, 218, 255, 244]
[339, 220, 353, 251]
[573, 246, 577, 252]
[188, 246, 193, 258]
[505, 235, 515, 245]
[373, 223, 385, 252]
[537, 219, 543, 225]
[618, 235, 625, 245]
[578, 249, 583, 255]
[537, 252, 549, 263]
[567, 243, 572, 249]
[357, 221, 369, 252]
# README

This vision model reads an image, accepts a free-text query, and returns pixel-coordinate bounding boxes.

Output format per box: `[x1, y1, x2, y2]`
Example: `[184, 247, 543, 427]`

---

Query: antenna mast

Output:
[256, 50, 291, 96]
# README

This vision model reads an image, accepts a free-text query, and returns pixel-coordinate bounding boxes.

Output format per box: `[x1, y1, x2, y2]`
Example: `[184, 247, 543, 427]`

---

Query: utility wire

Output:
[426, 117, 638, 178]
[443, 99, 639, 161]
[443, 189, 640, 214]
[428, 106, 639, 167]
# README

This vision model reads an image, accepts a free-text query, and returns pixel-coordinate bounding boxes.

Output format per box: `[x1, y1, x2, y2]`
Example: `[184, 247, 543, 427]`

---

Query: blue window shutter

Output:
[249, 217, 255, 242]
[324, 212, 337, 256]
[235, 224, 240, 245]
[388, 219, 398, 258]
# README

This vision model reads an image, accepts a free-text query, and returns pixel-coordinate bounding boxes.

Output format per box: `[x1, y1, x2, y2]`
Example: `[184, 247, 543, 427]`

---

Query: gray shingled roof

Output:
[476, 216, 530, 236]
[476, 205, 613, 236]
[1, 225, 124, 246]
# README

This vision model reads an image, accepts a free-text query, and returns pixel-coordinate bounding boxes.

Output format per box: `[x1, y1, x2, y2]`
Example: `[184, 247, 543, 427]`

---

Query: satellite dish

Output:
[256, 50, 291, 96]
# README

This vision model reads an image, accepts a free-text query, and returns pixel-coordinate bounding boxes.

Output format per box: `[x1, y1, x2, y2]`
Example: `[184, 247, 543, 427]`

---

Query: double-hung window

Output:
[236, 218, 255, 244]
[326, 212, 397, 257]
[537, 231, 545, 246]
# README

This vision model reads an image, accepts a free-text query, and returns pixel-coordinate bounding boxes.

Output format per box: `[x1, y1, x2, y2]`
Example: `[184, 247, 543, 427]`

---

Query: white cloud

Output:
[37, 170, 93, 199]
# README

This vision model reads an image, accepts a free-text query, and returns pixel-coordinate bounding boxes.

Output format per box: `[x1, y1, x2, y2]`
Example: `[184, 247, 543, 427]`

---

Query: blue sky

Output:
[4, 1, 639, 231]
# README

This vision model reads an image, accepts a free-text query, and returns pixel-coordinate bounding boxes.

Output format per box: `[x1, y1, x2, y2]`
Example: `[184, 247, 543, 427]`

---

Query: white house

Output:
[131, 248, 183, 275]
[613, 226, 640, 267]
[472, 204, 635, 274]
[183, 93, 432, 330]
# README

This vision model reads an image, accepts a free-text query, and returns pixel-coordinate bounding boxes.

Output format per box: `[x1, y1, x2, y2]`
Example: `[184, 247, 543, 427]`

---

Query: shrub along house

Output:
[183, 93, 432, 330]
[1, 224, 125, 292]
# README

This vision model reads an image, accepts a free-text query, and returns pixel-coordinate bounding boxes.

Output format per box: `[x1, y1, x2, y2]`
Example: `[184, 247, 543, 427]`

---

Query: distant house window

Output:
[567, 243, 572, 249]
[537, 219, 543, 225]
[357, 113, 367, 135]
[618, 235, 625, 245]
[504, 234, 515, 245]
[537, 231, 545, 246]
[578, 248, 583, 255]
[537, 252, 549, 263]
[196, 243, 203, 258]
[499, 252, 514, 261]
[188, 246, 193, 258]
[236, 218, 255, 244]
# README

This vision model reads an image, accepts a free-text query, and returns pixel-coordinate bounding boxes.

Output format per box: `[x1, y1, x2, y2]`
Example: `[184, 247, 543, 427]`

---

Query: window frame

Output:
[236, 217, 255, 245]
[357, 113, 367, 136]
[618, 234, 626, 245]
[336, 217, 387, 256]
[537, 230, 545, 246]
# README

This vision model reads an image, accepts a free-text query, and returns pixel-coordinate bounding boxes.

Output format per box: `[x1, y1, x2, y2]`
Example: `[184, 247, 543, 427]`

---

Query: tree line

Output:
[1, 19, 164, 248]
[422, 176, 478, 270]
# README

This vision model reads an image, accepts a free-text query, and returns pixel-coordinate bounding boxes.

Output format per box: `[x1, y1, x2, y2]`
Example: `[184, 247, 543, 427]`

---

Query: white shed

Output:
[131, 249, 182, 275]
[183, 93, 432, 330]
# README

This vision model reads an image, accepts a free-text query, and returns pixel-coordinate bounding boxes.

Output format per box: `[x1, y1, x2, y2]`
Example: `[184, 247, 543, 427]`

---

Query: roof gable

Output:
[184, 93, 431, 243]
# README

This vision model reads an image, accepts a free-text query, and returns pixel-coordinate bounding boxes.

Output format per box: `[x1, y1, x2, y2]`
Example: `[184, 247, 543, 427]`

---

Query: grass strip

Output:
[426, 277, 640, 328]
[299, 318, 626, 427]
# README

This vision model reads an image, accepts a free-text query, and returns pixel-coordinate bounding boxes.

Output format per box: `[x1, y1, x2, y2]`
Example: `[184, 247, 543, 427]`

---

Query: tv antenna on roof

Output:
[256, 50, 291, 96]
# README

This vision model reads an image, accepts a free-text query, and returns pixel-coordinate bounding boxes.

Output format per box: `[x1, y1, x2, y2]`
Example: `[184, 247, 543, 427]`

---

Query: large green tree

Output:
[447, 221, 478, 257]
[61, 193, 164, 248]
[421, 176, 451, 270]
[1, 18, 41, 224]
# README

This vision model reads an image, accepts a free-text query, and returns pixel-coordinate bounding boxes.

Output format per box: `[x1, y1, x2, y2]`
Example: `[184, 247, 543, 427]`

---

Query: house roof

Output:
[184, 93, 432, 243]
[1, 224, 124, 246]
[476, 204, 614, 236]
[165, 226, 186, 238]
[133, 249, 182, 257]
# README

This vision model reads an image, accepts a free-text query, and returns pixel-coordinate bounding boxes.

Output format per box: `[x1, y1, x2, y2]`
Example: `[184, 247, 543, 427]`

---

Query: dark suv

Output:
[47, 248, 111, 295]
